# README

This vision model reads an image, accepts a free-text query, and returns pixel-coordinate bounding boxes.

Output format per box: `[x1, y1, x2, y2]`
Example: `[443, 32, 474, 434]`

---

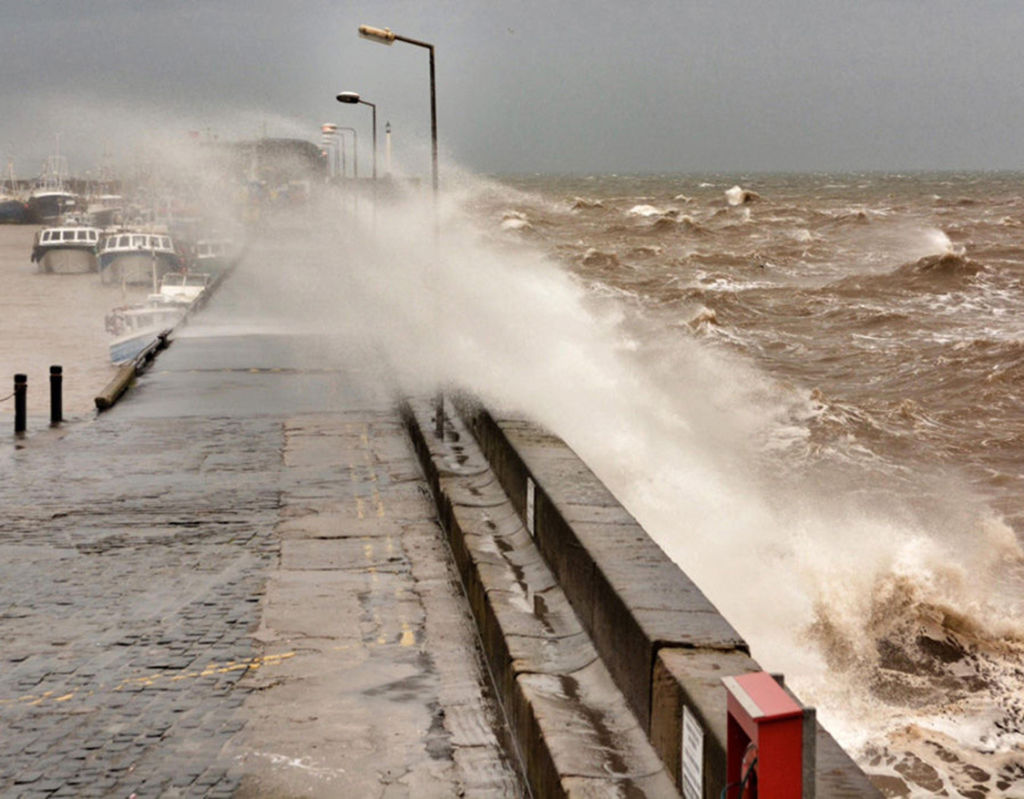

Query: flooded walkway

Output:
[0, 282, 521, 796]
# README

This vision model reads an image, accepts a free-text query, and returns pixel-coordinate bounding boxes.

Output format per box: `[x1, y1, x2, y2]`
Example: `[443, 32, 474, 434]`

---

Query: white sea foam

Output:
[626, 203, 663, 217]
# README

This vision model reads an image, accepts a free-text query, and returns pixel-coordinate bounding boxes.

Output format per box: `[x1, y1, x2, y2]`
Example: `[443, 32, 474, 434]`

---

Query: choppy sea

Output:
[462, 172, 1024, 797]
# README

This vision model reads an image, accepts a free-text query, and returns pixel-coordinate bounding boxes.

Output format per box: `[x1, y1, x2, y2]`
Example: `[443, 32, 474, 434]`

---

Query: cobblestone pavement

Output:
[1, 414, 281, 798]
[0, 324, 520, 796]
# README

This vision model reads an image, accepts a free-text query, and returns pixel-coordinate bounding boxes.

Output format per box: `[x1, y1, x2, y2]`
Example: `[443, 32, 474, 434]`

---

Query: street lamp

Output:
[359, 24, 443, 436]
[336, 92, 376, 180]
[357, 26, 437, 197]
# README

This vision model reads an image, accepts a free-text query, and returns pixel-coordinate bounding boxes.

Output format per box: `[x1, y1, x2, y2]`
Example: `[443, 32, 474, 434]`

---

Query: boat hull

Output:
[26, 193, 77, 224]
[37, 247, 98, 274]
[0, 199, 27, 224]
[99, 252, 179, 286]
[109, 326, 171, 365]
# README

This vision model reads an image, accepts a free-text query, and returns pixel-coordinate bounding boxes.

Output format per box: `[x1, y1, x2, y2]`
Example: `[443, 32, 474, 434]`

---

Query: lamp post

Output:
[337, 126, 358, 178]
[358, 24, 443, 437]
[385, 121, 392, 175]
[336, 92, 376, 180]
[357, 26, 436, 197]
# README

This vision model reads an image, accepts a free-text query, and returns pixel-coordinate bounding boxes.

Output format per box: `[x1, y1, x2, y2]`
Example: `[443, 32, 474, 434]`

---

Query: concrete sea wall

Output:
[406, 394, 881, 797]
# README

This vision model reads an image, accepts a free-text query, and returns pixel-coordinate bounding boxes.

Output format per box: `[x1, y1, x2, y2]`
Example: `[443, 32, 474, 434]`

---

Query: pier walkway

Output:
[0, 270, 521, 796]
[0, 255, 880, 798]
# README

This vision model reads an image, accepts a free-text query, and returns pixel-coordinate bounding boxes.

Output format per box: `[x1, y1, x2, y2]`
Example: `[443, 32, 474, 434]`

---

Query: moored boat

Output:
[0, 159, 27, 224]
[87, 194, 124, 227]
[156, 270, 211, 304]
[105, 300, 186, 364]
[26, 154, 77, 224]
[31, 224, 102, 273]
[98, 229, 182, 286]
[194, 237, 239, 276]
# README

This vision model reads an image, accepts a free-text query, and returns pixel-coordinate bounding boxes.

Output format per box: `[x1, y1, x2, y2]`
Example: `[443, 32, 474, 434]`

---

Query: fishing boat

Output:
[30, 224, 102, 273]
[86, 193, 124, 227]
[98, 229, 182, 286]
[105, 300, 186, 364]
[194, 237, 239, 276]
[156, 270, 211, 303]
[0, 159, 27, 224]
[26, 153, 77, 224]
[104, 271, 210, 364]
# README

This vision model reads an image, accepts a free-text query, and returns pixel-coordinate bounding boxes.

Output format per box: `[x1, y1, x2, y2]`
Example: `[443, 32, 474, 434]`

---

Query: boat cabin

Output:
[100, 232, 175, 255]
[38, 227, 101, 247]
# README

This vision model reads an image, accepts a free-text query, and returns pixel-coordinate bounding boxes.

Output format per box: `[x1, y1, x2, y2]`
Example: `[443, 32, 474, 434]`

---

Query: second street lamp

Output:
[336, 92, 377, 180]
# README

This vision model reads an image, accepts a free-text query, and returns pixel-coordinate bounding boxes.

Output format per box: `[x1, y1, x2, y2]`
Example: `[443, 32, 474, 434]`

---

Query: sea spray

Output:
[239, 169, 1024, 796]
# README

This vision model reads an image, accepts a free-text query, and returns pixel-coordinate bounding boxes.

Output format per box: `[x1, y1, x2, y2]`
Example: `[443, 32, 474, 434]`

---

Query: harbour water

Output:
[0, 225, 148, 423]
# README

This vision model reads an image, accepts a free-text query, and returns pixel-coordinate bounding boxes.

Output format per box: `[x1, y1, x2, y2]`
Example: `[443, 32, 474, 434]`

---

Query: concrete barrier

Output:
[402, 397, 681, 797]
[449, 396, 881, 798]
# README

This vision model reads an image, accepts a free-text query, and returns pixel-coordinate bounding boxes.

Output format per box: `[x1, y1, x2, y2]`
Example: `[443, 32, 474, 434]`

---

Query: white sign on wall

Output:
[526, 476, 536, 536]
[681, 705, 704, 799]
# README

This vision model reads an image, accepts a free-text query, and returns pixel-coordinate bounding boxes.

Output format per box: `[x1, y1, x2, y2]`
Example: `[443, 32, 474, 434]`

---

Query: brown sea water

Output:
[468, 172, 1024, 797]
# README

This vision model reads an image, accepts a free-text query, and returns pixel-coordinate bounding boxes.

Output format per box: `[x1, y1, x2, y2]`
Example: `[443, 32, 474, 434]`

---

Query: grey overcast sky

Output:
[3, 0, 1024, 177]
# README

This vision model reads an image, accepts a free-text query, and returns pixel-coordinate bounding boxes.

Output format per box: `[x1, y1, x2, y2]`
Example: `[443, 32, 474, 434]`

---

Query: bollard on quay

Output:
[14, 373, 27, 434]
[50, 365, 63, 425]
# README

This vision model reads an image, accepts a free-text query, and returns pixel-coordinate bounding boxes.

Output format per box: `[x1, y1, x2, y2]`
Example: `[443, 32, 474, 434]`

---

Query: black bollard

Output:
[50, 365, 62, 425]
[14, 373, 26, 434]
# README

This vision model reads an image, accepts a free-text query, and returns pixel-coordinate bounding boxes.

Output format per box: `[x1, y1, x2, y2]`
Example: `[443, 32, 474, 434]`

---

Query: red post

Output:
[723, 672, 811, 798]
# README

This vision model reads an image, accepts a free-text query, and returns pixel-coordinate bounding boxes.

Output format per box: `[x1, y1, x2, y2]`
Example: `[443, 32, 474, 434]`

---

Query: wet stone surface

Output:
[0, 414, 283, 797]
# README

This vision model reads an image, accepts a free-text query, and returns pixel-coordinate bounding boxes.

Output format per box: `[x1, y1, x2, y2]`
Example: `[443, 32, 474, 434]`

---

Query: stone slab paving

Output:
[0, 334, 521, 797]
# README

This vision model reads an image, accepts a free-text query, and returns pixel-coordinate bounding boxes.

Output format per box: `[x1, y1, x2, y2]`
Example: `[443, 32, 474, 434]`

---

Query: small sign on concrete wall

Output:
[526, 476, 536, 536]
[681, 705, 704, 799]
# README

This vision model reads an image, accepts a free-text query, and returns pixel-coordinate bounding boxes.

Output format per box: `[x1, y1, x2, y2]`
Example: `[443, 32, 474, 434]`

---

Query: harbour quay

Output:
[0, 256, 879, 797]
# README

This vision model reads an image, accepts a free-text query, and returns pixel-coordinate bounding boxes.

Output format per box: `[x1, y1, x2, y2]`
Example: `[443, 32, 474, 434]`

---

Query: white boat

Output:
[194, 238, 239, 276]
[31, 224, 102, 273]
[105, 300, 186, 364]
[104, 271, 210, 364]
[155, 270, 211, 304]
[98, 229, 182, 286]
[87, 194, 124, 227]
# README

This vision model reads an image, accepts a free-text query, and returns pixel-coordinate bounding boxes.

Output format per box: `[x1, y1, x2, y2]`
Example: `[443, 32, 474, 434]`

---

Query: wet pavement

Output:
[0, 271, 521, 796]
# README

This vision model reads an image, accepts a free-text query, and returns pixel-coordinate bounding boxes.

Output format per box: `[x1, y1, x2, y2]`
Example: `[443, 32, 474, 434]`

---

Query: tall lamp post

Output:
[336, 92, 376, 180]
[358, 24, 443, 436]
[357, 26, 436, 198]
[337, 126, 358, 178]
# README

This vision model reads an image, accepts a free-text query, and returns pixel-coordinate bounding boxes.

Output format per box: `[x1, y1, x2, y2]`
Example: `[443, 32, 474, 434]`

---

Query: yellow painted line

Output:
[2, 652, 298, 708]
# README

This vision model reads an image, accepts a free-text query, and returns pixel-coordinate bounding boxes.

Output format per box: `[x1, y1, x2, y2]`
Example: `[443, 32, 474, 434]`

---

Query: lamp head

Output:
[336, 92, 360, 104]
[359, 25, 396, 44]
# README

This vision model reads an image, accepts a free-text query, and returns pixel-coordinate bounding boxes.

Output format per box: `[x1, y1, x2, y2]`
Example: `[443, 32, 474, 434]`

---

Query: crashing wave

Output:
[570, 196, 604, 210]
[896, 253, 983, 283]
[627, 245, 663, 258]
[687, 306, 719, 331]
[726, 185, 760, 206]
[500, 210, 533, 232]
[580, 248, 619, 267]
